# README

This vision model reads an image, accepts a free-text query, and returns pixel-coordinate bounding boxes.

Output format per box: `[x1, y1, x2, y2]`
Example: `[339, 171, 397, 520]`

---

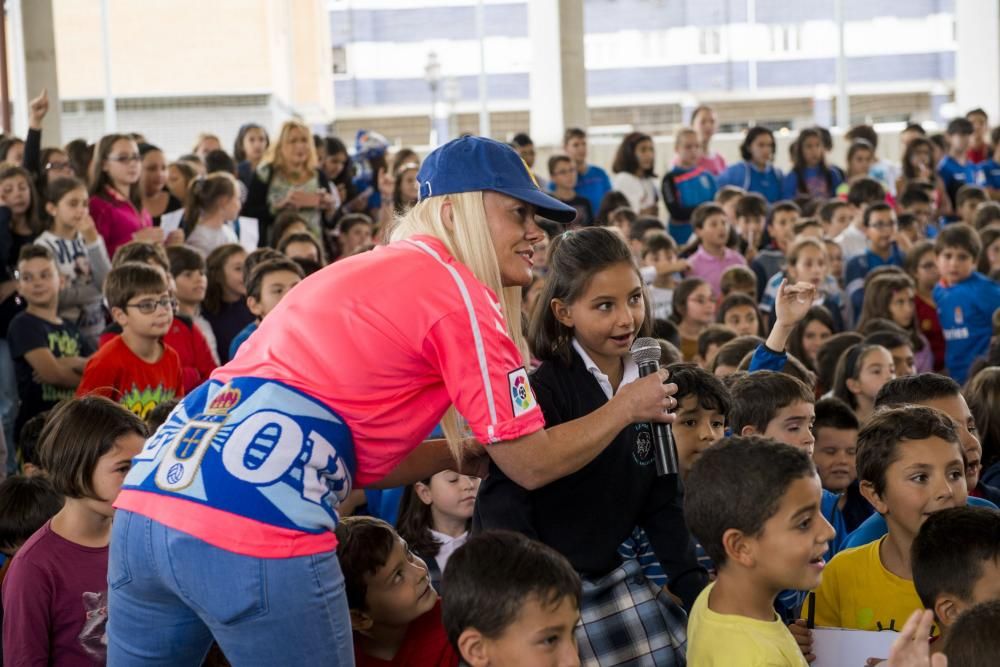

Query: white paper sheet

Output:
[811, 627, 898, 666]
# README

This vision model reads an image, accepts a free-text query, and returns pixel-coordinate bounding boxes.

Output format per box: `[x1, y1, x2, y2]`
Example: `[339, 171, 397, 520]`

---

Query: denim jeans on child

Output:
[107, 510, 354, 666]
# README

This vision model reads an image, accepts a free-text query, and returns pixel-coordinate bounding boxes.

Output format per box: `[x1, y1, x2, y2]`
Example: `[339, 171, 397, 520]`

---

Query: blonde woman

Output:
[241, 120, 337, 243]
[106, 136, 679, 663]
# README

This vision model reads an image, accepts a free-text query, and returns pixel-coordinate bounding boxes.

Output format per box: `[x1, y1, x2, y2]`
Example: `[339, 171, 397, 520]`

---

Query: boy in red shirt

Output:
[76, 262, 184, 419]
[336, 516, 458, 667]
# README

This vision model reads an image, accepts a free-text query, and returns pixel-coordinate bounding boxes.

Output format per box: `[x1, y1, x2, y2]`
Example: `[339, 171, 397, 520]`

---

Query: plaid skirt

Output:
[575, 557, 687, 667]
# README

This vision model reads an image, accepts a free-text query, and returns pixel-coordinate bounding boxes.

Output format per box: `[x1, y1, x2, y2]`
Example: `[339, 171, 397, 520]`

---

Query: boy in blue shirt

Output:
[933, 224, 1000, 384]
[955, 185, 989, 228]
[938, 117, 981, 210]
[662, 127, 718, 228]
[845, 202, 906, 316]
[977, 126, 1000, 193]
[560, 127, 611, 215]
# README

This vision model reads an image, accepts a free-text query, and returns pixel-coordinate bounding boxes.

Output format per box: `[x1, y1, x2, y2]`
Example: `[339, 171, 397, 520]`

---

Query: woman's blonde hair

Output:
[261, 120, 318, 179]
[390, 191, 527, 462]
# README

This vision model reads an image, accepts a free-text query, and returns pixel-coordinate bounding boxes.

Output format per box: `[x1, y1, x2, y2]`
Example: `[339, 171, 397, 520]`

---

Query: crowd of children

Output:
[2, 101, 1000, 666]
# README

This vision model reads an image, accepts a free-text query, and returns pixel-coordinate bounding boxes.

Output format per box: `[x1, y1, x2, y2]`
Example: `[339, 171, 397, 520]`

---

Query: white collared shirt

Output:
[429, 530, 468, 573]
[572, 338, 640, 400]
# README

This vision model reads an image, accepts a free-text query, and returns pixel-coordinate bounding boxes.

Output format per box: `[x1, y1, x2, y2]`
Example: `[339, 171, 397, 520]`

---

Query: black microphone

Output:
[631, 337, 679, 476]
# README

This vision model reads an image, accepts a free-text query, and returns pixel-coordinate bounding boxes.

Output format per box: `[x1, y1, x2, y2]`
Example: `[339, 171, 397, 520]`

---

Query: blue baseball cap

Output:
[417, 136, 577, 224]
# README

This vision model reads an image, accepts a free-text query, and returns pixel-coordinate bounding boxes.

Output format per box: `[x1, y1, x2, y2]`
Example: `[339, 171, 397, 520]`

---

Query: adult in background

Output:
[241, 120, 337, 244]
[106, 136, 679, 665]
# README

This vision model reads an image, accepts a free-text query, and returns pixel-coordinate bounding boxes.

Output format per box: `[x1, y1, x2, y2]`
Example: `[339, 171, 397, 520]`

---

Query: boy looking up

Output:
[229, 256, 304, 360]
[8, 245, 92, 437]
[76, 262, 184, 419]
[685, 437, 835, 666]
[933, 224, 1000, 383]
[336, 516, 459, 667]
[442, 530, 582, 667]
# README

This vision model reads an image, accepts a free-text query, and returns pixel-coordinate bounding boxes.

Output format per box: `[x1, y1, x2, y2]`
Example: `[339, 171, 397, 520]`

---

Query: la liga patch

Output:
[507, 367, 538, 417]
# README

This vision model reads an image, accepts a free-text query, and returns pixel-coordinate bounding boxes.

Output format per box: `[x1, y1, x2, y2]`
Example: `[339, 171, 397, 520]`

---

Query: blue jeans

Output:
[107, 511, 355, 666]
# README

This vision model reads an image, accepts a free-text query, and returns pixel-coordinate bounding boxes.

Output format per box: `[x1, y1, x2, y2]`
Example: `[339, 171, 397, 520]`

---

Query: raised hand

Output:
[29, 89, 50, 129]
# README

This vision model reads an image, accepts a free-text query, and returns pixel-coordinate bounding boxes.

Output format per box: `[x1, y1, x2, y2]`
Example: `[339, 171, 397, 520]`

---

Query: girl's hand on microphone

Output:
[616, 369, 677, 424]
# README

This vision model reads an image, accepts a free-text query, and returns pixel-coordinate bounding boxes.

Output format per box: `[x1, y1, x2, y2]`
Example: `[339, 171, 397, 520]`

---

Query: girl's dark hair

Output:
[37, 396, 147, 500]
[595, 191, 631, 226]
[529, 227, 651, 365]
[611, 132, 655, 177]
[670, 277, 709, 324]
[64, 139, 94, 181]
[832, 343, 885, 409]
[740, 126, 775, 162]
[978, 225, 1000, 274]
[183, 173, 237, 235]
[857, 274, 924, 352]
[37, 146, 67, 193]
[0, 137, 23, 162]
[322, 136, 354, 188]
[792, 128, 834, 196]
[203, 243, 246, 314]
[904, 240, 936, 278]
[901, 137, 936, 182]
[396, 480, 440, 557]
[270, 210, 310, 247]
[43, 175, 87, 206]
[233, 123, 269, 163]
[846, 139, 874, 176]
[0, 476, 63, 551]
[89, 133, 143, 211]
[0, 165, 44, 236]
[717, 293, 764, 337]
[816, 331, 863, 395]
[787, 306, 836, 373]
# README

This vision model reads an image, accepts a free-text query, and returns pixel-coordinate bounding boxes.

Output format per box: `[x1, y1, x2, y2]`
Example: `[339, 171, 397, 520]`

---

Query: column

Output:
[528, 0, 587, 147]
[20, 0, 61, 143]
[955, 0, 1000, 121]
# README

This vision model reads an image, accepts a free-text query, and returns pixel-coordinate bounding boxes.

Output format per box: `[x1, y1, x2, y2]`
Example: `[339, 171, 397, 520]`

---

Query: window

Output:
[332, 46, 348, 75]
[769, 25, 801, 53]
[699, 28, 722, 56]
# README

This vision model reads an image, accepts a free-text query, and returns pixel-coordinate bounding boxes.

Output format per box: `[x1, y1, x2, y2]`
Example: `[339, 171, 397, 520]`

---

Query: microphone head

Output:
[631, 337, 662, 366]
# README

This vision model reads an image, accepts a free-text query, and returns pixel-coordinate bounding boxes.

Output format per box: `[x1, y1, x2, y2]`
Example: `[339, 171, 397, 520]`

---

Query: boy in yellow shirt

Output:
[803, 405, 967, 638]
[684, 436, 836, 666]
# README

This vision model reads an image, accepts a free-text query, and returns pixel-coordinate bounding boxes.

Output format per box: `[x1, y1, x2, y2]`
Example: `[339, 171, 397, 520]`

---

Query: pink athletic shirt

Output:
[115, 235, 544, 557]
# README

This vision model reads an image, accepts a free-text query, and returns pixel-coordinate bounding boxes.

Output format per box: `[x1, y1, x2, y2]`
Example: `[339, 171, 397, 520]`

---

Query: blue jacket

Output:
[717, 161, 784, 203]
[661, 165, 718, 223]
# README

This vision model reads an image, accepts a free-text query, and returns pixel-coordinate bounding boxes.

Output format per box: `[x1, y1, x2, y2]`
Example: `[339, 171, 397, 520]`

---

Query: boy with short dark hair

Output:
[76, 263, 184, 419]
[442, 530, 582, 667]
[939, 117, 979, 209]
[719, 265, 757, 299]
[335, 515, 459, 666]
[836, 178, 887, 261]
[845, 203, 904, 298]
[696, 324, 737, 370]
[548, 154, 593, 227]
[166, 245, 219, 364]
[561, 127, 612, 215]
[933, 224, 1000, 383]
[942, 599, 1000, 666]
[687, 203, 747, 297]
[818, 198, 854, 240]
[641, 232, 682, 320]
[8, 246, 93, 438]
[751, 200, 800, 297]
[955, 185, 989, 227]
[812, 397, 873, 533]
[228, 256, 304, 360]
[804, 406, 967, 634]
[685, 436, 834, 666]
[912, 506, 1000, 646]
[898, 185, 934, 235]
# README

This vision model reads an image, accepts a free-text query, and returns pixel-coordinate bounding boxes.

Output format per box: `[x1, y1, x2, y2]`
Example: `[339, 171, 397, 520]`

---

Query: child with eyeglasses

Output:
[76, 262, 184, 419]
[88, 133, 161, 259]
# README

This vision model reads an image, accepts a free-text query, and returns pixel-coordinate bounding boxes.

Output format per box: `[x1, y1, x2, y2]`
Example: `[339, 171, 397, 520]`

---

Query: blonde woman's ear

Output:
[439, 200, 456, 233]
